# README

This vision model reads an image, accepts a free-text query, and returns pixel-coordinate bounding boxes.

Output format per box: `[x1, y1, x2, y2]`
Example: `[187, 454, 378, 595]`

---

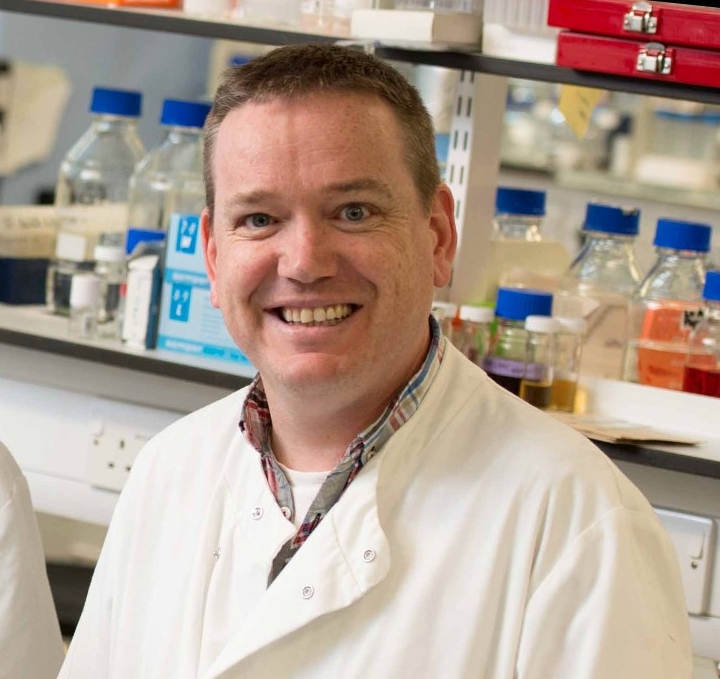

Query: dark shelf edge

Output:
[596, 440, 720, 481]
[2, 0, 719, 103]
[0, 327, 252, 391]
[0, 0, 337, 44]
[378, 48, 720, 105]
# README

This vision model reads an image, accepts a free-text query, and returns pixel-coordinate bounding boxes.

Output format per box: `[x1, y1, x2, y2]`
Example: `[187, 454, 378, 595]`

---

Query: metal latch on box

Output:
[624, 2, 658, 34]
[636, 42, 673, 75]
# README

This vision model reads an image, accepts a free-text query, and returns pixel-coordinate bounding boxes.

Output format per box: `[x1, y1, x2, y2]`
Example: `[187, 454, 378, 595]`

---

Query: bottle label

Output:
[55, 231, 87, 261]
[482, 356, 545, 381]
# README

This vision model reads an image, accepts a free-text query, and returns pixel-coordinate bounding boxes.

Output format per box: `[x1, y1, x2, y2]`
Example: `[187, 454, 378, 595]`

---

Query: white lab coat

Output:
[0, 442, 64, 679]
[60, 345, 692, 679]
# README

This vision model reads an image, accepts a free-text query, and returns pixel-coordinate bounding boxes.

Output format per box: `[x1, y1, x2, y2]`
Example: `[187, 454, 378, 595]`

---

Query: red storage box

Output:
[548, 0, 720, 50]
[556, 30, 720, 87]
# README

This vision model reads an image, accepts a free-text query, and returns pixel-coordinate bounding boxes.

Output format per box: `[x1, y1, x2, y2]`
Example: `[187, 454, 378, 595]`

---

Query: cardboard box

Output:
[157, 213, 252, 367]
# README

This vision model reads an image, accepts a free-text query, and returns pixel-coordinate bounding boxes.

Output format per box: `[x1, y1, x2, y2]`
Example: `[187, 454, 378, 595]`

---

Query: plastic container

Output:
[243, 0, 301, 26]
[554, 202, 643, 380]
[93, 243, 125, 339]
[49, 87, 145, 316]
[482, 287, 553, 395]
[483, 186, 571, 302]
[623, 219, 712, 391]
[393, 0, 481, 12]
[683, 271, 720, 398]
[68, 273, 100, 340]
[520, 315, 559, 409]
[550, 316, 586, 412]
[126, 98, 210, 253]
[452, 304, 494, 365]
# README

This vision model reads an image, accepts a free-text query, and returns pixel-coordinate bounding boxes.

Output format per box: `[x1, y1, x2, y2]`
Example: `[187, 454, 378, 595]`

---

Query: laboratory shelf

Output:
[597, 441, 720, 482]
[3, 0, 720, 105]
[0, 304, 254, 391]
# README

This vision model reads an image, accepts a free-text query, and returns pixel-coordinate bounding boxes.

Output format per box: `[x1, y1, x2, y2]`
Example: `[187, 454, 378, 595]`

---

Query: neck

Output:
[265, 343, 432, 472]
[267, 389, 388, 472]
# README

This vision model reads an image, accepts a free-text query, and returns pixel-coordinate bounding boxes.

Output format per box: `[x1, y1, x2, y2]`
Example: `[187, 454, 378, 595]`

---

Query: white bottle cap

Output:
[431, 301, 458, 319]
[460, 305, 494, 323]
[554, 316, 587, 335]
[69, 273, 100, 308]
[525, 315, 559, 333]
[94, 244, 126, 262]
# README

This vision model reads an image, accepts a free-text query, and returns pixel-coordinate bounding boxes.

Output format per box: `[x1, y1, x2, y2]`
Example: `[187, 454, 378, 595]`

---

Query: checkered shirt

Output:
[239, 316, 446, 585]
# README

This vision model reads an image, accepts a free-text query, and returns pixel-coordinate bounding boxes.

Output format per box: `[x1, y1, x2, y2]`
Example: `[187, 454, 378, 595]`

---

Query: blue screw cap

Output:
[654, 219, 712, 253]
[495, 187, 546, 217]
[704, 271, 720, 302]
[495, 287, 553, 321]
[90, 87, 142, 117]
[161, 99, 212, 129]
[583, 203, 640, 236]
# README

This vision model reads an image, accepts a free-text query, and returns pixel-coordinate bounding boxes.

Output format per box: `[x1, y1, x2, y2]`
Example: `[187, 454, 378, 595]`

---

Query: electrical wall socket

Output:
[86, 423, 151, 493]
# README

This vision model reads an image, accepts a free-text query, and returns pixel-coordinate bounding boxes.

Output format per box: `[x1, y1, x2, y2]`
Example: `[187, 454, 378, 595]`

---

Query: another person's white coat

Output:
[0, 441, 64, 679]
[60, 346, 692, 678]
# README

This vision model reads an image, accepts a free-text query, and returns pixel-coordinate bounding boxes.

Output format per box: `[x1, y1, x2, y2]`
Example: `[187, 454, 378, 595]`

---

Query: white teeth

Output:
[280, 304, 354, 325]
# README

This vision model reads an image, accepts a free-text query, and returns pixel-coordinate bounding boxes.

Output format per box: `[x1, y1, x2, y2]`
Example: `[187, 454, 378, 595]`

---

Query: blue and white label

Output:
[169, 284, 192, 322]
[175, 214, 200, 255]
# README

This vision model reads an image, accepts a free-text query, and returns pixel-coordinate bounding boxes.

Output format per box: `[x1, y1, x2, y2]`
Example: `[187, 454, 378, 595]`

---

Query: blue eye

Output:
[342, 205, 368, 222]
[241, 213, 273, 229]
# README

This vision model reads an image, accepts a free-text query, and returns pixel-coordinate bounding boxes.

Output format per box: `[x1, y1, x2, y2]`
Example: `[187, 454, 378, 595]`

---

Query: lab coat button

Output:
[251, 506, 263, 520]
[302, 585, 314, 599]
[281, 506, 292, 520]
[362, 549, 376, 563]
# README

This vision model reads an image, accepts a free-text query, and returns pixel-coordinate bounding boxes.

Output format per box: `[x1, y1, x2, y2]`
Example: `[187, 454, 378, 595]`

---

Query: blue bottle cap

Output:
[90, 87, 142, 117]
[704, 271, 720, 302]
[495, 187, 546, 217]
[230, 55, 253, 66]
[495, 287, 553, 321]
[160, 99, 212, 128]
[653, 218, 712, 252]
[125, 228, 166, 256]
[583, 203, 640, 235]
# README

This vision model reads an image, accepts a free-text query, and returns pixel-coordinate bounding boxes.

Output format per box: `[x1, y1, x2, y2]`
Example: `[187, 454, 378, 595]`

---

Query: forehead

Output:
[212, 92, 410, 186]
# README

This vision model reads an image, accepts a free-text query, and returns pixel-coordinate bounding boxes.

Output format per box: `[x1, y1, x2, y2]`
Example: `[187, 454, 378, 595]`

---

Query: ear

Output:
[429, 183, 457, 288]
[201, 207, 220, 309]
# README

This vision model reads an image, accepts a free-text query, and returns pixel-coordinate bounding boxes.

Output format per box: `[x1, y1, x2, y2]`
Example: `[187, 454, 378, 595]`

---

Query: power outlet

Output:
[86, 423, 151, 493]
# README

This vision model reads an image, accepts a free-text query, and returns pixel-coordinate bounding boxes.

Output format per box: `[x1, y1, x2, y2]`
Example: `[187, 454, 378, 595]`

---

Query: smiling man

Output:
[59, 45, 691, 679]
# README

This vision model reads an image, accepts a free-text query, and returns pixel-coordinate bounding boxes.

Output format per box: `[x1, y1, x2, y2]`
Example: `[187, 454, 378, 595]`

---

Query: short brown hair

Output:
[203, 44, 440, 221]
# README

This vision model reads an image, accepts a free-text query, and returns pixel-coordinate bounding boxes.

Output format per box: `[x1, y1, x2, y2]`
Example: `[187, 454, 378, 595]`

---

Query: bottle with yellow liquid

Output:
[550, 317, 586, 412]
[623, 219, 712, 391]
[483, 186, 572, 303]
[520, 315, 559, 409]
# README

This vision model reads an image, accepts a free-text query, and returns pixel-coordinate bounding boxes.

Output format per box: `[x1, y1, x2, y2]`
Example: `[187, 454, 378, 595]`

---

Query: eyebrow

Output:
[224, 177, 395, 214]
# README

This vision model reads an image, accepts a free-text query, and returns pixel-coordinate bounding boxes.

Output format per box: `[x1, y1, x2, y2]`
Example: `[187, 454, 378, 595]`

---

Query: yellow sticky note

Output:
[558, 85, 604, 139]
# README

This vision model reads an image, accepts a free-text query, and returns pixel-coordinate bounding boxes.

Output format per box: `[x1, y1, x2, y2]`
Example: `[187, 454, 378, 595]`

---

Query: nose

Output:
[277, 217, 339, 284]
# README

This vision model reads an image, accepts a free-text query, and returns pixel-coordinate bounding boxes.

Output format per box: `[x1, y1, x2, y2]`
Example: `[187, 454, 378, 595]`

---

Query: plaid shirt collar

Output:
[239, 315, 445, 583]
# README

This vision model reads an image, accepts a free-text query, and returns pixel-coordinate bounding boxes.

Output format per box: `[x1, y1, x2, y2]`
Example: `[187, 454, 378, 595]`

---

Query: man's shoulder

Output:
[427, 346, 646, 512]
[127, 386, 252, 490]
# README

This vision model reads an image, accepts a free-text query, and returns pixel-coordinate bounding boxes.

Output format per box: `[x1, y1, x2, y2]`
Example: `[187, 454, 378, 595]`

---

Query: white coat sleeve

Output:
[0, 474, 65, 679]
[516, 506, 693, 679]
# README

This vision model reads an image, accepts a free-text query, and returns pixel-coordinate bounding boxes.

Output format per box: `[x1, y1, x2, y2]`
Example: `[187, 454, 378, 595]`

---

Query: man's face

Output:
[203, 92, 455, 403]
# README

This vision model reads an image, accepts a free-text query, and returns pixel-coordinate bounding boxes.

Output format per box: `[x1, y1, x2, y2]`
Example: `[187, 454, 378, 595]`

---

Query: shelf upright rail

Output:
[443, 70, 507, 305]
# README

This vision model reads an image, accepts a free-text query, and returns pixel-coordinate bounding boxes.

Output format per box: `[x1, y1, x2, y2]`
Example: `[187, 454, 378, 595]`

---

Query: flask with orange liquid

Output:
[622, 219, 712, 391]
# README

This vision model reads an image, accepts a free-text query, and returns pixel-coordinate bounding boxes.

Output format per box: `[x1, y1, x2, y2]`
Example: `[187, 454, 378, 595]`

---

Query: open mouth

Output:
[275, 304, 358, 327]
